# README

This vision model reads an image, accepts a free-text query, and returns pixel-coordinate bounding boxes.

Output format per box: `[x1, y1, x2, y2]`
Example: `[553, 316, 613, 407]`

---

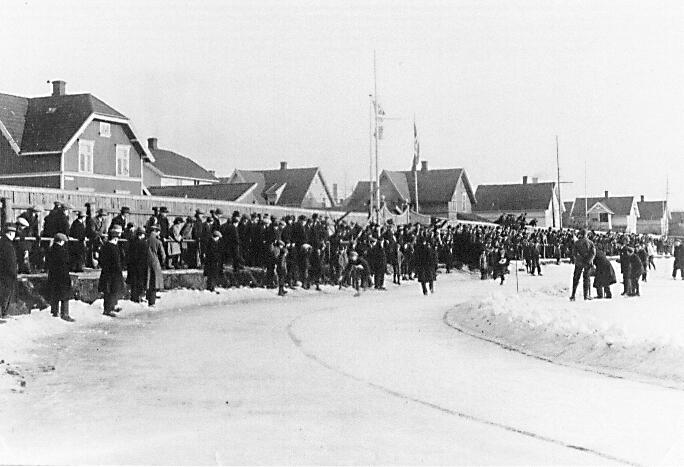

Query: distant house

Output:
[222, 161, 335, 208]
[0, 81, 153, 194]
[636, 196, 669, 236]
[148, 182, 261, 204]
[143, 137, 218, 189]
[670, 212, 684, 237]
[473, 176, 563, 228]
[569, 192, 640, 233]
[346, 161, 476, 220]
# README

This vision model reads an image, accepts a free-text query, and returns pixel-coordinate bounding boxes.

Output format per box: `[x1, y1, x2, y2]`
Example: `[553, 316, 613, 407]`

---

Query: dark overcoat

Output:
[0, 235, 18, 294]
[414, 242, 436, 283]
[98, 242, 125, 296]
[46, 243, 72, 301]
[592, 250, 616, 288]
[126, 236, 148, 289]
[203, 238, 223, 279]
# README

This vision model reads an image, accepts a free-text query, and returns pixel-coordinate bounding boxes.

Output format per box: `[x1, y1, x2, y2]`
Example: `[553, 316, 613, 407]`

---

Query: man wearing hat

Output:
[46, 233, 74, 321]
[204, 230, 223, 292]
[146, 225, 165, 306]
[191, 209, 206, 267]
[145, 207, 160, 232]
[110, 207, 130, 230]
[69, 210, 87, 272]
[14, 216, 31, 274]
[98, 225, 125, 317]
[86, 208, 108, 269]
[0, 225, 18, 318]
[18, 206, 42, 272]
[570, 228, 596, 301]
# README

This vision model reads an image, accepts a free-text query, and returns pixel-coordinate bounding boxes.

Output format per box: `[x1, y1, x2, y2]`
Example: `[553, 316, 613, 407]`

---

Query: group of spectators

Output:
[0, 201, 680, 320]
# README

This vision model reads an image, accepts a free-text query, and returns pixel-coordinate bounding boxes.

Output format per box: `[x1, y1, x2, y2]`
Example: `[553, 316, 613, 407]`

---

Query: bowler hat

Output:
[195, 209, 205, 215]
[214, 208, 223, 216]
[159, 206, 168, 213]
[135, 226, 146, 235]
[120, 206, 130, 214]
[54, 233, 68, 243]
[76, 211, 85, 218]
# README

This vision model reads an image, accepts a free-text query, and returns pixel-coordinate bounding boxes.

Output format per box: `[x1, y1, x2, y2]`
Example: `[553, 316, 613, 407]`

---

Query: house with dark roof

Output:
[0, 81, 153, 194]
[143, 137, 218, 189]
[222, 161, 335, 208]
[473, 176, 563, 228]
[669, 211, 684, 237]
[636, 196, 669, 235]
[148, 182, 261, 204]
[568, 191, 640, 233]
[346, 161, 476, 220]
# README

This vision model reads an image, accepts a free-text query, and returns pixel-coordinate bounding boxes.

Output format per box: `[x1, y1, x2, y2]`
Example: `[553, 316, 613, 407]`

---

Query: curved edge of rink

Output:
[286, 312, 640, 467]
[443, 307, 684, 393]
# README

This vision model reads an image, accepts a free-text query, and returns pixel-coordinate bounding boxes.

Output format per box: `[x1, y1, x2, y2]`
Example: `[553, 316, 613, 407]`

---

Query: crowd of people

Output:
[0, 201, 681, 321]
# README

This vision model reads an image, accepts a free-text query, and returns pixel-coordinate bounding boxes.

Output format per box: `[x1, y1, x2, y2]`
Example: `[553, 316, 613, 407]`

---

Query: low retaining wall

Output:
[8, 267, 269, 316]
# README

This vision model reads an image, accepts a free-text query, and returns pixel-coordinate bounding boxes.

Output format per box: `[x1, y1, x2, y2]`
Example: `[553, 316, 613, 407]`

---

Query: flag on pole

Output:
[411, 121, 420, 171]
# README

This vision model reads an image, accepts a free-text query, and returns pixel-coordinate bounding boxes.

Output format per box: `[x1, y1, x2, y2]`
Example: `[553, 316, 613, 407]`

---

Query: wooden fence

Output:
[0, 184, 370, 229]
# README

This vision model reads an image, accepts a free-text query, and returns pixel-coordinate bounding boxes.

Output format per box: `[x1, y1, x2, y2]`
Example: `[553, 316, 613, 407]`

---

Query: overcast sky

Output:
[3, 0, 684, 207]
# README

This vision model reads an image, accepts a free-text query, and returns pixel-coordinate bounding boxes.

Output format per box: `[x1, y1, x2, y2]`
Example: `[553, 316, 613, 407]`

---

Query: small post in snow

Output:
[514, 257, 519, 293]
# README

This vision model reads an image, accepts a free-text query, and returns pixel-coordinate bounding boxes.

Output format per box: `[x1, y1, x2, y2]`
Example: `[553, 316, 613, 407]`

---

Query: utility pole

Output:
[556, 135, 562, 229]
[584, 159, 588, 228]
[373, 50, 380, 222]
[368, 96, 374, 219]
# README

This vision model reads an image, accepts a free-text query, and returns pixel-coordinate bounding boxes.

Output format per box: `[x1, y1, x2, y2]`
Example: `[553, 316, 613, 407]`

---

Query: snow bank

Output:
[447, 260, 684, 386]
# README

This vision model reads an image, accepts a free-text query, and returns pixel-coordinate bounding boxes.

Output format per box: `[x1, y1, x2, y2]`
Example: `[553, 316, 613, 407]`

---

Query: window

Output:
[78, 140, 94, 174]
[461, 192, 467, 211]
[115, 145, 130, 177]
[599, 213, 609, 223]
[99, 122, 111, 138]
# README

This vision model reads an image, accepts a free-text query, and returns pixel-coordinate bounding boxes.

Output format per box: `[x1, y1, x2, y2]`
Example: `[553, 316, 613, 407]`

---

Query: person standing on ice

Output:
[492, 247, 510, 285]
[672, 240, 684, 280]
[0, 225, 18, 319]
[204, 230, 223, 293]
[414, 236, 436, 295]
[626, 246, 644, 296]
[592, 244, 616, 299]
[146, 225, 166, 306]
[98, 225, 125, 317]
[126, 227, 147, 303]
[570, 228, 596, 301]
[46, 233, 74, 321]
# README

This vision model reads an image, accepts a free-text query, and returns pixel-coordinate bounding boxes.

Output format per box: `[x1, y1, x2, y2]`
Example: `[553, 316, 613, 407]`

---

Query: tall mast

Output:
[373, 50, 380, 221]
[368, 96, 374, 218]
[584, 159, 588, 228]
[556, 135, 562, 229]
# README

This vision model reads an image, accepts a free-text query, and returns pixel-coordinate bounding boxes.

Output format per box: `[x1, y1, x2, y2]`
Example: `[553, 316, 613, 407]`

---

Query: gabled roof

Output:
[225, 166, 334, 207]
[638, 200, 668, 221]
[382, 168, 476, 205]
[474, 182, 557, 212]
[148, 147, 218, 182]
[587, 201, 614, 215]
[148, 182, 259, 203]
[345, 181, 375, 212]
[571, 196, 636, 217]
[0, 90, 152, 161]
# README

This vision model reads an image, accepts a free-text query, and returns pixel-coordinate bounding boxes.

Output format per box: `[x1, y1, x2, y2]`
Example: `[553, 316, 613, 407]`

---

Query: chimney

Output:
[421, 161, 428, 172]
[604, 190, 609, 199]
[640, 195, 645, 203]
[51, 80, 66, 96]
[332, 183, 338, 202]
[147, 137, 158, 150]
[522, 176, 528, 185]
[280, 161, 288, 171]
[532, 177, 539, 184]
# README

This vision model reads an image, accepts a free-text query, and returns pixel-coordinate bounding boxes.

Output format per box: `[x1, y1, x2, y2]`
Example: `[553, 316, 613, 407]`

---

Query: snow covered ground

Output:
[1, 258, 684, 464]
[446, 257, 684, 386]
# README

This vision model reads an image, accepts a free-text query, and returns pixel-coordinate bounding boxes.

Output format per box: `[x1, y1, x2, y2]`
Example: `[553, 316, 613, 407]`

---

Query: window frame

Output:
[115, 144, 131, 178]
[99, 122, 111, 138]
[78, 139, 94, 174]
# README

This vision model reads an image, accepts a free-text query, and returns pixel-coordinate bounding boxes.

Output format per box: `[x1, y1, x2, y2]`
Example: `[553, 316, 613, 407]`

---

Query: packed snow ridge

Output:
[446, 258, 684, 386]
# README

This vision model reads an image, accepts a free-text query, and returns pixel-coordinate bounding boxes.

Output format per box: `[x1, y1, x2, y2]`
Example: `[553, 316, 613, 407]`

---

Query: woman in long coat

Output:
[204, 230, 223, 292]
[592, 245, 616, 299]
[146, 226, 166, 306]
[46, 233, 74, 321]
[98, 226, 125, 317]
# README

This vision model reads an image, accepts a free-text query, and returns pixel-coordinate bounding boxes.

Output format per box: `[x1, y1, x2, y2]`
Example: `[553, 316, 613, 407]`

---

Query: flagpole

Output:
[368, 96, 374, 219]
[584, 159, 588, 228]
[373, 50, 380, 222]
[556, 135, 562, 229]
[413, 115, 420, 215]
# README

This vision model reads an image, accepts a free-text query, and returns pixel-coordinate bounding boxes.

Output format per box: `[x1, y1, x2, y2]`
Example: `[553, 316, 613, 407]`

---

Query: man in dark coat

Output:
[414, 236, 436, 295]
[46, 233, 74, 321]
[627, 247, 644, 296]
[592, 245, 616, 299]
[673, 240, 684, 279]
[110, 206, 130, 230]
[98, 225, 125, 317]
[0, 225, 18, 318]
[126, 227, 148, 303]
[68, 211, 87, 272]
[204, 230, 223, 292]
[368, 238, 387, 290]
[570, 229, 596, 301]
[87, 208, 108, 268]
[221, 215, 243, 271]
